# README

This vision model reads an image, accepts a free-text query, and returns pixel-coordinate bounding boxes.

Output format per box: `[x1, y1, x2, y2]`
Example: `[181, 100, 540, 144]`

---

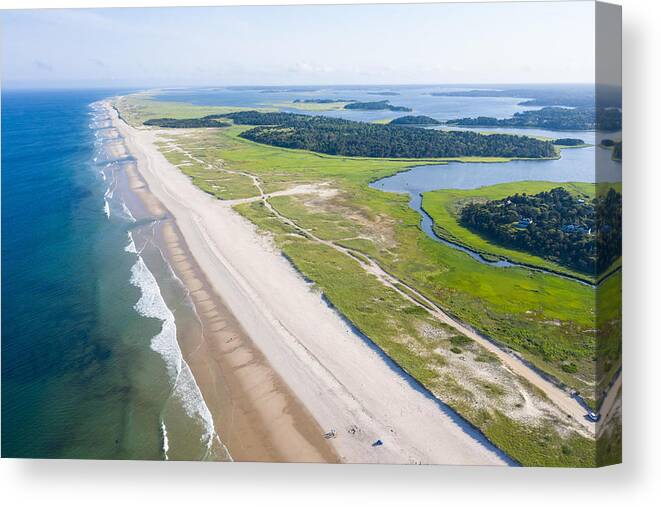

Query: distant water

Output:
[1, 90, 227, 460]
[153, 85, 537, 122]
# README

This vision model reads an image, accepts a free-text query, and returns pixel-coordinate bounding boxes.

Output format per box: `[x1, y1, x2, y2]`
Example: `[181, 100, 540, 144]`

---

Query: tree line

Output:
[143, 117, 230, 128]
[220, 111, 556, 159]
[446, 107, 621, 132]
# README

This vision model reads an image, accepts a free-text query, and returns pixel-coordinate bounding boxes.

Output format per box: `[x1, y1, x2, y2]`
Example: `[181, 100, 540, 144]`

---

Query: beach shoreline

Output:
[110, 108, 338, 464]
[107, 101, 510, 465]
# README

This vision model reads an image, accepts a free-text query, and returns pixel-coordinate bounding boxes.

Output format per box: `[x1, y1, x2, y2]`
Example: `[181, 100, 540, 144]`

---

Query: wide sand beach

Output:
[107, 101, 509, 465]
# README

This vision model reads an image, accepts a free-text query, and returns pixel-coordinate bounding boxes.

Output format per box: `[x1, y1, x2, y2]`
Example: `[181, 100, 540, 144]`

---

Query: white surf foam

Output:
[127, 240, 218, 455]
[161, 421, 170, 460]
[103, 199, 110, 219]
[119, 201, 136, 223]
[125, 232, 138, 254]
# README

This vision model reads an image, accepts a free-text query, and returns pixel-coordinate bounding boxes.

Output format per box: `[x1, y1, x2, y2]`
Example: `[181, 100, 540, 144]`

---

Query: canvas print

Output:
[1, 1, 621, 467]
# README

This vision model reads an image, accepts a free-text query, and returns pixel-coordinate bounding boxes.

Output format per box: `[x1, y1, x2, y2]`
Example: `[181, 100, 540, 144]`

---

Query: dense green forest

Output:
[212, 111, 311, 125]
[389, 115, 442, 125]
[143, 117, 230, 128]
[459, 187, 622, 274]
[344, 100, 412, 112]
[218, 111, 556, 159]
[595, 188, 622, 271]
[552, 138, 585, 146]
[446, 107, 621, 131]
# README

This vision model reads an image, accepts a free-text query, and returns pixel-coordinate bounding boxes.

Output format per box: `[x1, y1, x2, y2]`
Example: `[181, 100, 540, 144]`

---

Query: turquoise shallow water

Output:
[1, 90, 225, 460]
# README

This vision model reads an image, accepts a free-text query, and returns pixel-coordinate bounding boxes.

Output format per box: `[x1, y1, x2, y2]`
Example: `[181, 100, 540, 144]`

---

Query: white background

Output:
[1, 0, 658, 505]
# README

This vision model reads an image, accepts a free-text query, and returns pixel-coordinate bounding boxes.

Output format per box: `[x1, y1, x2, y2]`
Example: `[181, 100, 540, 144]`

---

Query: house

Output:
[516, 218, 533, 229]
[562, 224, 591, 235]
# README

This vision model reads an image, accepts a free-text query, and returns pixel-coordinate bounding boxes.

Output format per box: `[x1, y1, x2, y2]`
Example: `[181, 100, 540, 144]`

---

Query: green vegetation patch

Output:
[144, 117, 230, 128]
[390, 115, 442, 126]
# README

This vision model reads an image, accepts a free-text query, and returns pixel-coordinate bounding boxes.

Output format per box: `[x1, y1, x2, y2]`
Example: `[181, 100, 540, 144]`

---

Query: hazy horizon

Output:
[1, 2, 596, 89]
[1, 82, 597, 92]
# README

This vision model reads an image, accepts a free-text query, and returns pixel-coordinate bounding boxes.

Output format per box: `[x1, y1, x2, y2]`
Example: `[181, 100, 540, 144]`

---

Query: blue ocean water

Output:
[1, 90, 223, 460]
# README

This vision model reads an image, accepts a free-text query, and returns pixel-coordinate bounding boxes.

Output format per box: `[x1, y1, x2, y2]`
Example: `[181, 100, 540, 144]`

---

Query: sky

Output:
[0, 2, 596, 89]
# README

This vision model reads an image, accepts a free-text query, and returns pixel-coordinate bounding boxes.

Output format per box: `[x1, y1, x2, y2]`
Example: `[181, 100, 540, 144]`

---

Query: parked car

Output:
[586, 411, 601, 422]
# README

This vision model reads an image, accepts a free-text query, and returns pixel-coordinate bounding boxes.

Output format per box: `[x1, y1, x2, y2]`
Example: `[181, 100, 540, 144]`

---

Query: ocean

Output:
[1, 90, 227, 460]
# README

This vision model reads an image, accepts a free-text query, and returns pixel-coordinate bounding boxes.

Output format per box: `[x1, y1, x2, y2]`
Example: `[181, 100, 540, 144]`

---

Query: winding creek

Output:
[370, 136, 621, 286]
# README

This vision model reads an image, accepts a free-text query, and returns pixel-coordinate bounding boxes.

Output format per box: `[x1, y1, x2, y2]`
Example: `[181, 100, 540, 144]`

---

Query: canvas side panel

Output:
[595, 0, 622, 467]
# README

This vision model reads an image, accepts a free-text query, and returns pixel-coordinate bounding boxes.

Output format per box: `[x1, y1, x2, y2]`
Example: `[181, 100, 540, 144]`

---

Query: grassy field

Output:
[113, 92, 274, 127]
[113, 94, 610, 465]
[596, 271, 622, 396]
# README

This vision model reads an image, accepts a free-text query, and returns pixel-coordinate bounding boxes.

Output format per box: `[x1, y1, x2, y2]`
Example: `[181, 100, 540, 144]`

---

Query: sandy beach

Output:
[108, 102, 509, 465]
[116, 124, 338, 463]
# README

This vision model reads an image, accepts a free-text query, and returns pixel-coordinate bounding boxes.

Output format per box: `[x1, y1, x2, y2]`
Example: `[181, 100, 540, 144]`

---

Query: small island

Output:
[367, 91, 401, 96]
[552, 138, 586, 146]
[389, 115, 442, 126]
[344, 100, 412, 112]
